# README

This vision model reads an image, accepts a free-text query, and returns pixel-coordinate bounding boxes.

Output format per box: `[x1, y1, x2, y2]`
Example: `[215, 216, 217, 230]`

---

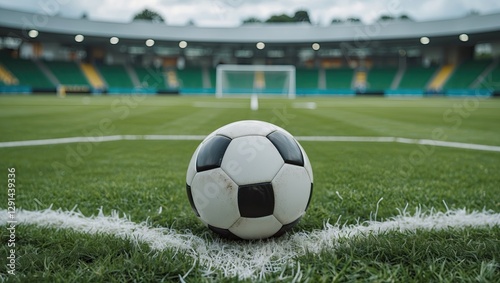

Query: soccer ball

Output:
[186, 120, 313, 240]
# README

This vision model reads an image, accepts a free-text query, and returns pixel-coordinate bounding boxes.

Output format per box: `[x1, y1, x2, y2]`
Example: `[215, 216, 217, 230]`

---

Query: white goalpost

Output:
[216, 64, 296, 99]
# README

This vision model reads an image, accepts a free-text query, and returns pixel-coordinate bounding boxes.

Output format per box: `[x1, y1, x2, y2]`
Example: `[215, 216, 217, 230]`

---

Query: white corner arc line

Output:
[0, 208, 499, 280]
[0, 135, 500, 152]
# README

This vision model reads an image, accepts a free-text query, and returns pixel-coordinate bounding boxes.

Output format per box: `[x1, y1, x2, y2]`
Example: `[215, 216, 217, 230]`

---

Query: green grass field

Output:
[1, 94, 500, 282]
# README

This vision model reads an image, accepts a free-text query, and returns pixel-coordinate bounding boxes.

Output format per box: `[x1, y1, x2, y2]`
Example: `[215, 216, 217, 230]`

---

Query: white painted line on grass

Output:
[292, 102, 317, 109]
[1, 135, 500, 152]
[296, 136, 397, 143]
[295, 136, 500, 152]
[1, 207, 499, 280]
[300, 136, 500, 152]
[0, 135, 205, 148]
[193, 101, 248, 108]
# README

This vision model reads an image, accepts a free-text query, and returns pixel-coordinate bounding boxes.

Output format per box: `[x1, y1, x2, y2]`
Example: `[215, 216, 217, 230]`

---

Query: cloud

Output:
[0, 0, 499, 26]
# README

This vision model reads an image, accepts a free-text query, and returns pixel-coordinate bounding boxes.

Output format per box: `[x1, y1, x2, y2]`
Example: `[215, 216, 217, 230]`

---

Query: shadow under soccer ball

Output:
[186, 120, 313, 240]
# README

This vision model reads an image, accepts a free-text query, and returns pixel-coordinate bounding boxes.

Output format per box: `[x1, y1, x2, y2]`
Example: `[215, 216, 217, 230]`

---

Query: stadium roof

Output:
[0, 8, 499, 45]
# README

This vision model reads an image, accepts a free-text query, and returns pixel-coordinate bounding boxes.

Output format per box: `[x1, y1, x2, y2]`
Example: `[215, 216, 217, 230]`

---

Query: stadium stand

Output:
[134, 66, 167, 89]
[165, 69, 180, 89]
[366, 67, 397, 91]
[444, 60, 492, 89]
[296, 68, 319, 90]
[209, 69, 217, 89]
[481, 63, 500, 90]
[0, 57, 54, 89]
[80, 63, 106, 90]
[0, 63, 17, 85]
[353, 71, 367, 90]
[325, 68, 354, 89]
[398, 66, 437, 90]
[44, 60, 89, 87]
[177, 68, 205, 90]
[0, 9, 499, 96]
[97, 64, 134, 88]
[428, 64, 455, 90]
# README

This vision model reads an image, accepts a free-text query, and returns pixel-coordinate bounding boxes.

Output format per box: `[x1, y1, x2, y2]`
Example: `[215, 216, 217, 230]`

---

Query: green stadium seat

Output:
[134, 66, 166, 89]
[481, 64, 500, 91]
[97, 64, 134, 88]
[177, 68, 204, 89]
[325, 68, 354, 89]
[399, 66, 437, 89]
[296, 69, 319, 89]
[444, 60, 492, 89]
[0, 57, 54, 88]
[44, 60, 89, 86]
[209, 69, 216, 89]
[366, 67, 397, 90]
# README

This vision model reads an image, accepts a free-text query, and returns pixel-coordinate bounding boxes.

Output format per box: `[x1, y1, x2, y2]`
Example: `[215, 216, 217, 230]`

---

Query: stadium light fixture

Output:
[420, 36, 430, 45]
[110, 36, 119, 45]
[256, 42, 265, 50]
[146, 39, 155, 47]
[28, 29, 39, 38]
[179, 40, 188, 48]
[75, 34, 84, 43]
[312, 43, 320, 51]
[459, 33, 469, 42]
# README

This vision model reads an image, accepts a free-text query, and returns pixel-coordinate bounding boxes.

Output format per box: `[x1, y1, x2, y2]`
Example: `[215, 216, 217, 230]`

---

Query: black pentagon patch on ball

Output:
[238, 183, 274, 218]
[208, 225, 242, 240]
[267, 130, 304, 166]
[186, 184, 199, 217]
[196, 135, 231, 172]
[272, 217, 302, 238]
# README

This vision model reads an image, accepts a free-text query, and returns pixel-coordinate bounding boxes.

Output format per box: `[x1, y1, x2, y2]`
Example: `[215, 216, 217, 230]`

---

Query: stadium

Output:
[1, 2, 500, 282]
[0, 8, 499, 96]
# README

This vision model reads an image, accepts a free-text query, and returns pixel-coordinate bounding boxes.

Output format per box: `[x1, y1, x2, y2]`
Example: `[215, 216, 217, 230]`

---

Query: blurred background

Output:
[0, 0, 499, 96]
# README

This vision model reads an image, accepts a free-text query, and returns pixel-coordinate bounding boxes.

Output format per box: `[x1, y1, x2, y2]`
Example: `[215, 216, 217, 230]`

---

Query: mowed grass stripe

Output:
[299, 101, 500, 145]
[1, 96, 500, 144]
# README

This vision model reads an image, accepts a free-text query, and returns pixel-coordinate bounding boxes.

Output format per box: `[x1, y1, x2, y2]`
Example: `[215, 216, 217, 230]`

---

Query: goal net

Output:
[216, 65, 296, 98]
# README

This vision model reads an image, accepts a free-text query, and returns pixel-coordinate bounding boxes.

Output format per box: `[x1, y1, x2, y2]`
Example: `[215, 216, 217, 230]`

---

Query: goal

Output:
[216, 65, 296, 98]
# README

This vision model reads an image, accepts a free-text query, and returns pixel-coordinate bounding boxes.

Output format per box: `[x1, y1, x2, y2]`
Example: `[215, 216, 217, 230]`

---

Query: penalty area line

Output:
[1, 135, 500, 152]
[0, 207, 499, 280]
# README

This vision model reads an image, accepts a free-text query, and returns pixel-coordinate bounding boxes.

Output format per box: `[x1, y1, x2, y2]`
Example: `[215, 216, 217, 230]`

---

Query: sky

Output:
[0, 0, 499, 27]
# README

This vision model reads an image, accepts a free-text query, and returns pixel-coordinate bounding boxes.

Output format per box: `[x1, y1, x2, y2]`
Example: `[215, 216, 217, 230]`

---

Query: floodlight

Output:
[420, 37, 430, 45]
[28, 30, 39, 38]
[110, 37, 119, 44]
[75, 34, 84, 42]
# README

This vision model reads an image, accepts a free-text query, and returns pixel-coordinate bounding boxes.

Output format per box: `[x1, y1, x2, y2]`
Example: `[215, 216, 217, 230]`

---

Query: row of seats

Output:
[0, 57, 498, 91]
[399, 67, 437, 89]
[481, 65, 500, 90]
[296, 60, 498, 91]
[45, 61, 88, 86]
[1, 57, 53, 88]
[444, 60, 492, 89]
